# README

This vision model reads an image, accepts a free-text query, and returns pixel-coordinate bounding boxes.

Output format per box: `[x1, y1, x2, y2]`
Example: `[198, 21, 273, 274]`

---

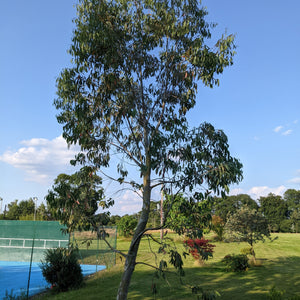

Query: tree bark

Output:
[117, 164, 151, 300]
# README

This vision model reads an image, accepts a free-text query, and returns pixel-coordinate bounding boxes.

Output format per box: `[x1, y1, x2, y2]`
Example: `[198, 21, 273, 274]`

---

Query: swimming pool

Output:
[0, 261, 105, 299]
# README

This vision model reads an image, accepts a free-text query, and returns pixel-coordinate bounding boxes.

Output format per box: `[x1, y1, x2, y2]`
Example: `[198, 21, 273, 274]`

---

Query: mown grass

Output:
[35, 233, 300, 299]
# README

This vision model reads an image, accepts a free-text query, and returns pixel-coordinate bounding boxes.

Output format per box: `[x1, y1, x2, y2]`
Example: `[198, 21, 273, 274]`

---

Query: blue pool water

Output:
[0, 261, 105, 299]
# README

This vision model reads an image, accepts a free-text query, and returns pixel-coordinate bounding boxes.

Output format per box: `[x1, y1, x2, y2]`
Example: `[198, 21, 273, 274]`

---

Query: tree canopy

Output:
[284, 189, 300, 216]
[259, 193, 288, 232]
[54, 0, 243, 298]
[225, 205, 271, 261]
[46, 166, 110, 232]
[213, 194, 258, 222]
[3, 199, 49, 221]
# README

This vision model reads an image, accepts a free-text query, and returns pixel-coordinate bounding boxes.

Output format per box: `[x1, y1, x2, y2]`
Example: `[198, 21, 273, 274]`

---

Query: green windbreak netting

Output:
[0, 220, 69, 262]
[71, 226, 117, 268]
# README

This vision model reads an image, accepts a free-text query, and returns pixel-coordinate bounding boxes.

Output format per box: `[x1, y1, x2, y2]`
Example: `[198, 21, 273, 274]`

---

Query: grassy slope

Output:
[36, 233, 300, 300]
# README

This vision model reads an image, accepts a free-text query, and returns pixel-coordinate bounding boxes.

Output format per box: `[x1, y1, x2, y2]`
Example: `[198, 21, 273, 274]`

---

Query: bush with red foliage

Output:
[184, 238, 215, 261]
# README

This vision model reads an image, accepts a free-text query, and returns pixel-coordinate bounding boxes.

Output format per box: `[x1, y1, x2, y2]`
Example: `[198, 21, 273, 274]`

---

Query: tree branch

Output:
[110, 139, 141, 167]
[125, 115, 143, 164]
[131, 226, 165, 248]
[149, 101, 166, 146]
[101, 235, 127, 258]
[150, 164, 228, 190]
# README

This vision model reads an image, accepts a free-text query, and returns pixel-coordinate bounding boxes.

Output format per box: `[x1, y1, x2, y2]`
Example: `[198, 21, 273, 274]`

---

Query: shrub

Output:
[202, 290, 221, 300]
[266, 286, 300, 300]
[184, 238, 215, 261]
[40, 246, 83, 292]
[222, 254, 249, 272]
[191, 286, 221, 300]
[266, 286, 285, 300]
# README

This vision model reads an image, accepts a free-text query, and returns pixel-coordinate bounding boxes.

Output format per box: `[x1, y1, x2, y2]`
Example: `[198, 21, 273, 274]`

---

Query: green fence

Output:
[0, 221, 117, 268]
[0, 220, 69, 262]
[71, 226, 117, 268]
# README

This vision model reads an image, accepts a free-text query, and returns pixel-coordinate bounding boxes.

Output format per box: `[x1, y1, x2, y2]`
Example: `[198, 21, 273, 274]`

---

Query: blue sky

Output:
[1, 0, 300, 215]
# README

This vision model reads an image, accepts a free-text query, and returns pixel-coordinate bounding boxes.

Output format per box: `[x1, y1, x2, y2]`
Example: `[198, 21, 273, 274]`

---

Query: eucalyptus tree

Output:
[54, 0, 243, 298]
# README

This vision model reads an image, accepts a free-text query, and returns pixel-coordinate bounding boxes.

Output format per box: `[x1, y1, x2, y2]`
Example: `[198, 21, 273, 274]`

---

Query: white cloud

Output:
[288, 177, 300, 184]
[111, 190, 142, 215]
[0, 136, 80, 184]
[107, 187, 162, 216]
[282, 129, 292, 136]
[248, 185, 286, 199]
[230, 185, 286, 199]
[274, 125, 283, 133]
[273, 121, 297, 136]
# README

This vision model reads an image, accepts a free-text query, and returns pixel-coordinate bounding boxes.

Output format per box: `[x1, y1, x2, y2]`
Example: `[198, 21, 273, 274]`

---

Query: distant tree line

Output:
[213, 189, 300, 233]
[0, 196, 159, 237]
[2, 188, 299, 234]
[113, 189, 300, 235]
[0, 198, 53, 221]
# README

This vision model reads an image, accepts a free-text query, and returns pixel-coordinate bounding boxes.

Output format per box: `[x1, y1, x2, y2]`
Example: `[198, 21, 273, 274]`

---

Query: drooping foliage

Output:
[54, 0, 243, 298]
[55, 0, 242, 197]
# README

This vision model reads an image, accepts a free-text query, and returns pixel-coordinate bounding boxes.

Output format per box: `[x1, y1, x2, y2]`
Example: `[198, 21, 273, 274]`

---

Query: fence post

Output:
[26, 223, 36, 299]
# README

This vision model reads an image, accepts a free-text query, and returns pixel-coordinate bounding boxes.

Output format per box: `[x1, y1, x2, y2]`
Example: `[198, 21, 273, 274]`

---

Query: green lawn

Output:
[35, 233, 300, 299]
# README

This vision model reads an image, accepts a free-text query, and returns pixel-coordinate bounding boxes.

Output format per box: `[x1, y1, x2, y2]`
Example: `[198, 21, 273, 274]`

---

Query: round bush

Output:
[222, 254, 249, 272]
[40, 246, 83, 292]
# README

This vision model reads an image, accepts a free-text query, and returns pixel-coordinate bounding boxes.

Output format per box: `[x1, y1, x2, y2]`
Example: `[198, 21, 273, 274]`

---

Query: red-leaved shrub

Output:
[184, 238, 215, 261]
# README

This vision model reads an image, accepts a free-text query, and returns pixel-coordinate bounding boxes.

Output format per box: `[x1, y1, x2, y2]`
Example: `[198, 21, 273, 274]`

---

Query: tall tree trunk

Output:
[117, 167, 151, 300]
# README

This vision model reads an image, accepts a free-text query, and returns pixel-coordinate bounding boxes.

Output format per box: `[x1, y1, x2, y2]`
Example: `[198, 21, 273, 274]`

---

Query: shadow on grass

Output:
[35, 256, 300, 300]
[125, 256, 300, 300]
